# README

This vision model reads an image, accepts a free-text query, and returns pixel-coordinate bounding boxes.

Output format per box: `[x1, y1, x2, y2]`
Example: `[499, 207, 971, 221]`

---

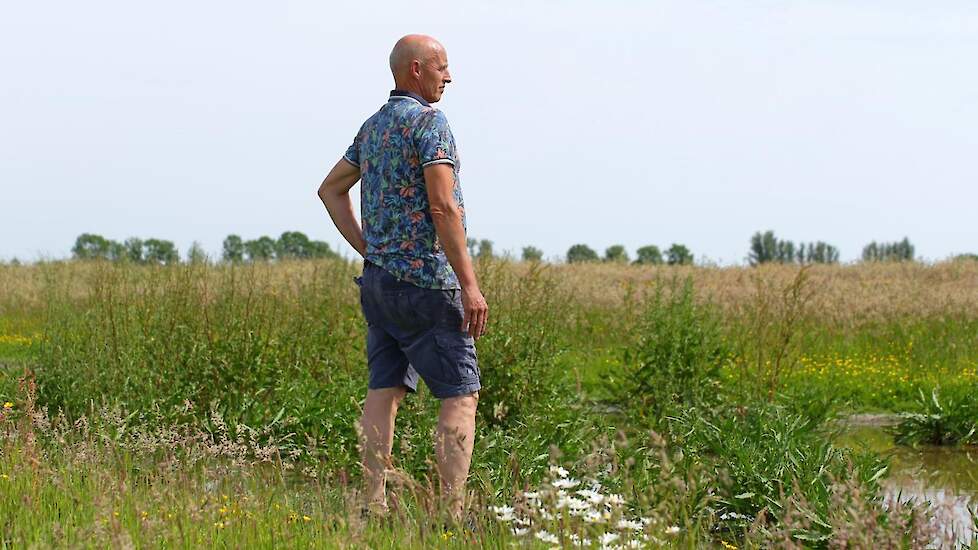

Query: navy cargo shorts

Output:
[356, 261, 481, 399]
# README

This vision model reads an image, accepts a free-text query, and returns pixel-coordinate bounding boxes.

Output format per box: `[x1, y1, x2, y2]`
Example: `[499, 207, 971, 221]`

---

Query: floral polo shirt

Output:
[343, 90, 464, 290]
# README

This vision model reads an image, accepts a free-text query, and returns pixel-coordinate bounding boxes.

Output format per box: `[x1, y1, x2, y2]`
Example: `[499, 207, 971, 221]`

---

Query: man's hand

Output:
[461, 287, 488, 339]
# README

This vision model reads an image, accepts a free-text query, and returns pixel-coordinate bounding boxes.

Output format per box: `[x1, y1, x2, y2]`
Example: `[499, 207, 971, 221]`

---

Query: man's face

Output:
[418, 48, 451, 103]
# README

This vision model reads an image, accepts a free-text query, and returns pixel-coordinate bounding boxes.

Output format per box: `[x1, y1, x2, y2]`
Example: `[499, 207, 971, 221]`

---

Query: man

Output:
[317, 34, 488, 521]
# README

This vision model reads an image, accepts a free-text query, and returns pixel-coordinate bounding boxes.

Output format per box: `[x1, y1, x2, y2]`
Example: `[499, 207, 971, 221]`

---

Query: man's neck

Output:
[390, 88, 430, 107]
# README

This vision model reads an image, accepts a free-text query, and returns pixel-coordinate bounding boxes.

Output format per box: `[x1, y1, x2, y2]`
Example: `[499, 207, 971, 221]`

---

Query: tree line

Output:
[63, 231, 938, 267]
[70, 232, 339, 264]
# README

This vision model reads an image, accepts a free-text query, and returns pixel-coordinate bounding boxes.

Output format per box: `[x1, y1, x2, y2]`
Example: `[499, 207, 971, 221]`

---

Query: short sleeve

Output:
[415, 110, 456, 168]
[343, 133, 360, 167]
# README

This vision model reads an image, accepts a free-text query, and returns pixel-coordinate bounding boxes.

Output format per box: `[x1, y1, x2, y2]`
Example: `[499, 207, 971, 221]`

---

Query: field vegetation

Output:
[2, 259, 977, 547]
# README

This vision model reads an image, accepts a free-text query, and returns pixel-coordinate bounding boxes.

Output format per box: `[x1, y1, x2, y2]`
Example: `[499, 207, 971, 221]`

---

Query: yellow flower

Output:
[3, 402, 12, 410]
[302, 515, 311, 522]
[442, 531, 454, 540]
[214, 521, 225, 529]
[721, 542, 738, 550]
[1, 474, 9, 480]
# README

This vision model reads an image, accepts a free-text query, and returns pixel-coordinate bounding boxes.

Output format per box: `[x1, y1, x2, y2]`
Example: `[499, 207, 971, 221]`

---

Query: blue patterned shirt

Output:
[344, 90, 464, 290]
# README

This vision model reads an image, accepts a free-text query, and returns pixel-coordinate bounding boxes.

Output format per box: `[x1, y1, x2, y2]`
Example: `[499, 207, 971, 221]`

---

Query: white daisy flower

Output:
[535, 530, 559, 544]
[552, 478, 580, 489]
[616, 518, 644, 531]
[549, 465, 569, 478]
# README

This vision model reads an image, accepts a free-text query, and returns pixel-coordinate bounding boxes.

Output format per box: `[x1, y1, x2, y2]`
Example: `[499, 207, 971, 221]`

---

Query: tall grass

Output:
[3, 258, 978, 546]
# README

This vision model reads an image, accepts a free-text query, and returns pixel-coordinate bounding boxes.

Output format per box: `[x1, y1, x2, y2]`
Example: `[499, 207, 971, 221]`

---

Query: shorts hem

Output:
[430, 383, 481, 400]
[368, 382, 418, 393]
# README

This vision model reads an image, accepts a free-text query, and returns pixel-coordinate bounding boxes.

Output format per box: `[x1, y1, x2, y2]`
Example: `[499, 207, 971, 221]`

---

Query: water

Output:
[838, 415, 978, 547]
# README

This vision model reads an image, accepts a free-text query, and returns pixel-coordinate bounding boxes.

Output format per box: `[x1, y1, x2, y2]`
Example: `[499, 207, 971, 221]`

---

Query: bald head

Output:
[389, 34, 452, 103]
[390, 35, 443, 76]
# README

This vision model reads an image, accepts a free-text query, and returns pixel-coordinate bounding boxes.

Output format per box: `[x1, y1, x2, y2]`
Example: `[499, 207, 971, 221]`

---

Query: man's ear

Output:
[411, 59, 422, 77]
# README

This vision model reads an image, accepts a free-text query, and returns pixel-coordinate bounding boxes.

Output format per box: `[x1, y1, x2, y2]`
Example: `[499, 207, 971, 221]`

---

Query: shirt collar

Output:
[389, 89, 430, 107]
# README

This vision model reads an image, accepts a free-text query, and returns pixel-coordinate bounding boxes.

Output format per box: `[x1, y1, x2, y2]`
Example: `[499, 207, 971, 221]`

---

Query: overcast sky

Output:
[2, 1, 976, 264]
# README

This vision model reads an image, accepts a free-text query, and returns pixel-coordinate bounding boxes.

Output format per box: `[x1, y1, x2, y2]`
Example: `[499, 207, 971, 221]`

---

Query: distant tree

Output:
[72, 233, 113, 260]
[124, 237, 144, 263]
[307, 240, 338, 259]
[466, 238, 479, 257]
[477, 239, 494, 259]
[748, 230, 779, 265]
[603, 244, 629, 263]
[801, 241, 840, 264]
[566, 244, 599, 264]
[954, 253, 978, 262]
[776, 240, 796, 263]
[862, 237, 914, 262]
[749, 230, 837, 265]
[222, 235, 245, 263]
[143, 239, 179, 265]
[107, 240, 126, 262]
[522, 246, 544, 262]
[244, 236, 276, 262]
[187, 241, 208, 264]
[666, 243, 693, 266]
[276, 231, 312, 259]
[634, 245, 663, 266]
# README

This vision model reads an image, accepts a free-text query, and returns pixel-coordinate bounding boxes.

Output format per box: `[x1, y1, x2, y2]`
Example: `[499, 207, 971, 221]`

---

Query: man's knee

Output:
[441, 391, 478, 414]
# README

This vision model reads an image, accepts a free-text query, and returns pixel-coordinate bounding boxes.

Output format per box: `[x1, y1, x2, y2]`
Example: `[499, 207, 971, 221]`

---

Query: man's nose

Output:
[444, 70, 452, 83]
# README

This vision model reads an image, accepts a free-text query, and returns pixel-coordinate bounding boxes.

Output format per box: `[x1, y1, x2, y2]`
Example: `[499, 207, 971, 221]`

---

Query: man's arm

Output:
[318, 158, 366, 257]
[424, 163, 488, 339]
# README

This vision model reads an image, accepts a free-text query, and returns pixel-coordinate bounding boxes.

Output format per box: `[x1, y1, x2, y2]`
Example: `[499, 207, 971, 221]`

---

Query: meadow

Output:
[2, 259, 977, 548]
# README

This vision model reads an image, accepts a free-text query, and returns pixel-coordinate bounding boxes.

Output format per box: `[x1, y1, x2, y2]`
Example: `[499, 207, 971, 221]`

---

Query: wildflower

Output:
[512, 527, 529, 536]
[584, 510, 603, 523]
[599, 532, 619, 545]
[605, 493, 625, 506]
[3, 402, 12, 410]
[552, 478, 580, 489]
[570, 534, 592, 546]
[576, 489, 604, 504]
[491, 505, 516, 522]
[665, 525, 681, 535]
[721, 542, 738, 550]
[566, 497, 590, 512]
[302, 515, 311, 522]
[1, 474, 8, 480]
[522, 491, 540, 501]
[550, 465, 569, 478]
[617, 518, 643, 531]
[214, 521, 225, 529]
[535, 530, 559, 544]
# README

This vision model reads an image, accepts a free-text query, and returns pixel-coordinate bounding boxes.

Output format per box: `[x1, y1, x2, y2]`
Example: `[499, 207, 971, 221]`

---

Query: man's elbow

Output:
[317, 182, 330, 202]
[429, 201, 458, 222]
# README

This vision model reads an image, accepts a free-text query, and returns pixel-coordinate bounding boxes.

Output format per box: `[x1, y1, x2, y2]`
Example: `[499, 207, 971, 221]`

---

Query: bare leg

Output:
[435, 391, 479, 520]
[359, 386, 408, 514]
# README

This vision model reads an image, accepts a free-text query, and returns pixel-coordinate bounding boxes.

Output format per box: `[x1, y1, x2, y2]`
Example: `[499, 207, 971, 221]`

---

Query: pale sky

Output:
[2, 1, 976, 264]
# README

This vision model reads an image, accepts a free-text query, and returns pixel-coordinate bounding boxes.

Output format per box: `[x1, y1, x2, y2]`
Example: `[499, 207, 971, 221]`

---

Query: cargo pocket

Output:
[433, 330, 480, 385]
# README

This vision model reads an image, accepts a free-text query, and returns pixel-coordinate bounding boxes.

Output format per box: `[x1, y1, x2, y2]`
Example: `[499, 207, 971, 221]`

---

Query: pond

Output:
[838, 415, 978, 547]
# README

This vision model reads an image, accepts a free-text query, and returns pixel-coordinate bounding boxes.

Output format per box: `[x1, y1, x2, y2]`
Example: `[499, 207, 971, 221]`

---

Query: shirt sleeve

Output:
[415, 109, 457, 168]
[342, 132, 360, 167]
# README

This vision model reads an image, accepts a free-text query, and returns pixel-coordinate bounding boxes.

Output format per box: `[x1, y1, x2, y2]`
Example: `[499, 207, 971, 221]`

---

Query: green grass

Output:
[2, 259, 978, 547]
